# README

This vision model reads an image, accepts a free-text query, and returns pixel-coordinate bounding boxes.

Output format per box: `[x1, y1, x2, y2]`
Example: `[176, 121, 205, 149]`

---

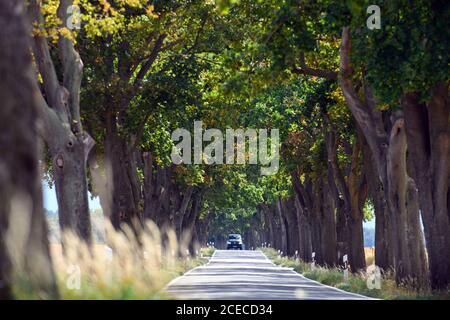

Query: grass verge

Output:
[11, 221, 215, 300]
[261, 248, 449, 300]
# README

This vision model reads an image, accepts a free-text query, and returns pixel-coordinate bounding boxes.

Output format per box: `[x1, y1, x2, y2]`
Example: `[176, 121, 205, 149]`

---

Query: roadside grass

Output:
[261, 248, 450, 300]
[200, 245, 216, 258]
[11, 221, 213, 300]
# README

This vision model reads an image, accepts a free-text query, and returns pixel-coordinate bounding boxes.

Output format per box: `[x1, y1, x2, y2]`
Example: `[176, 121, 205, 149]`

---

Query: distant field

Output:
[365, 247, 375, 265]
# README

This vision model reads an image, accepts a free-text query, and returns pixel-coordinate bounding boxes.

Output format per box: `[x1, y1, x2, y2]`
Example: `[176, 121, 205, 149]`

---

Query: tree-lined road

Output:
[167, 250, 370, 300]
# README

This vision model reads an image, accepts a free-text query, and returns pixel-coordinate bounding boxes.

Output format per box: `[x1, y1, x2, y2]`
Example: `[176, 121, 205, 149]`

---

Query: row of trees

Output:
[0, 0, 448, 299]
[208, 0, 449, 290]
[0, 0, 235, 298]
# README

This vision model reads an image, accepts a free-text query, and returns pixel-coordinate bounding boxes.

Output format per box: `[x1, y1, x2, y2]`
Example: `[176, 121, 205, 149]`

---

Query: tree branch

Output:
[57, 0, 84, 135]
[28, 0, 69, 123]
[339, 26, 388, 173]
[134, 34, 167, 86]
[293, 52, 338, 80]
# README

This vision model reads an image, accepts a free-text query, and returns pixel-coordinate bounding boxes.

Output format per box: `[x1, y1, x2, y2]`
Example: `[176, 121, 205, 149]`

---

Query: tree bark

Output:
[261, 204, 275, 248]
[181, 191, 203, 248]
[387, 117, 413, 282]
[268, 204, 281, 250]
[0, 0, 58, 298]
[406, 178, 429, 286]
[87, 146, 112, 220]
[347, 133, 367, 271]
[281, 198, 301, 256]
[321, 168, 338, 266]
[310, 178, 324, 264]
[174, 185, 194, 238]
[339, 27, 394, 272]
[325, 128, 351, 266]
[275, 198, 288, 254]
[362, 139, 392, 269]
[402, 85, 450, 289]
[291, 172, 313, 261]
[105, 114, 141, 229]
[196, 213, 210, 247]
[325, 125, 366, 270]
[28, 0, 93, 241]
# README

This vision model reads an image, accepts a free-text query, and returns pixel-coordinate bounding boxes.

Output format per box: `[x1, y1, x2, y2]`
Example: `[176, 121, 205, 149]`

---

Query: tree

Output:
[28, 0, 93, 241]
[0, 0, 58, 299]
[77, 0, 226, 230]
[347, 0, 449, 288]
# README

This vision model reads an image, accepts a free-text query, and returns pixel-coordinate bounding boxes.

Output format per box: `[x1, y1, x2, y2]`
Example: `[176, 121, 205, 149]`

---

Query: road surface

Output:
[166, 250, 370, 300]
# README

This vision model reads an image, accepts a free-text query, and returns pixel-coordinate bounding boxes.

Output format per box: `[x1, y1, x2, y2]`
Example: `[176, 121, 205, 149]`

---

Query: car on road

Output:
[226, 234, 244, 250]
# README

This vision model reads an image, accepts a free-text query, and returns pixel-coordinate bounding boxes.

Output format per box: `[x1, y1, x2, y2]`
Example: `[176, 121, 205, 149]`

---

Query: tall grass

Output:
[11, 221, 212, 299]
[261, 248, 450, 300]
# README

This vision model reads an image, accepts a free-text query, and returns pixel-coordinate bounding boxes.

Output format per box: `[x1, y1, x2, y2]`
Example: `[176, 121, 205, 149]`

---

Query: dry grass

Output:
[261, 248, 450, 300]
[11, 221, 212, 300]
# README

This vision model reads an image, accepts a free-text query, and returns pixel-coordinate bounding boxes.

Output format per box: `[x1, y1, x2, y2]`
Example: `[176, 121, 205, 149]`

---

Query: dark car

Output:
[226, 234, 244, 250]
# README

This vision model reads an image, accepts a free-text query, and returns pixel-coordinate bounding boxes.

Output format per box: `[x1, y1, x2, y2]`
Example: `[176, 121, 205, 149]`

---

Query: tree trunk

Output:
[406, 178, 429, 286]
[402, 85, 450, 289]
[335, 199, 349, 266]
[53, 139, 93, 241]
[174, 186, 194, 238]
[105, 114, 141, 229]
[294, 197, 312, 262]
[339, 27, 395, 272]
[196, 213, 210, 247]
[291, 172, 313, 261]
[275, 198, 288, 254]
[321, 168, 337, 266]
[182, 191, 203, 239]
[87, 146, 112, 220]
[143, 152, 157, 222]
[362, 140, 392, 269]
[325, 124, 366, 270]
[325, 135, 349, 265]
[387, 117, 415, 282]
[268, 204, 281, 250]
[281, 198, 300, 256]
[29, 0, 93, 241]
[311, 178, 324, 264]
[0, 0, 58, 298]
[261, 204, 275, 248]
[347, 133, 367, 272]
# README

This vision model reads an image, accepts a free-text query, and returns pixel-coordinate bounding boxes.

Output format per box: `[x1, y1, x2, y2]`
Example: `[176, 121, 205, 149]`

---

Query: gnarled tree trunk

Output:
[275, 198, 288, 254]
[406, 178, 429, 286]
[339, 27, 393, 272]
[402, 85, 450, 289]
[387, 117, 414, 282]
[0, 0, 58, 298]
[29, 0, 93, 241]
[104, 115, 141, 229]
[291, 172, 313, 262]
[325, 125, 366, 271]
[321, 168, 338, 266]
[362, 139, 392, 270]
[281, 198, 301, 256]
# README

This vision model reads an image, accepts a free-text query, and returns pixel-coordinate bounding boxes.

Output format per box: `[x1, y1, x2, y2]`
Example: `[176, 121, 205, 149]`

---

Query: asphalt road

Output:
[166, 250, 371, 300]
